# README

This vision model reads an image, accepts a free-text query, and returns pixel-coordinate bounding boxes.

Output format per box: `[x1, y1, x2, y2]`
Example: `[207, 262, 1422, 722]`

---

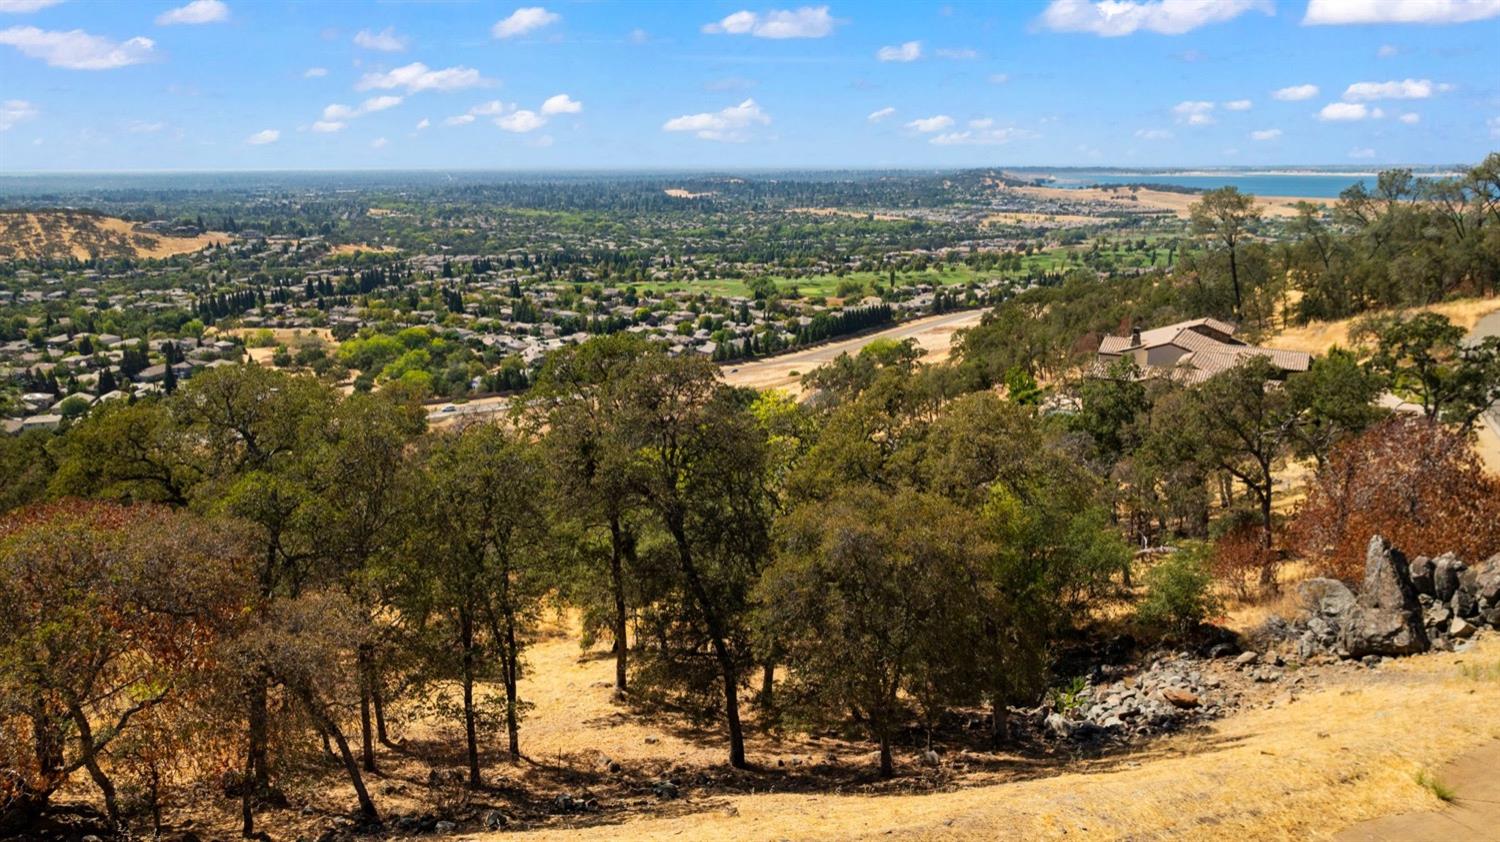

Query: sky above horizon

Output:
[1, 0, 1498, 173]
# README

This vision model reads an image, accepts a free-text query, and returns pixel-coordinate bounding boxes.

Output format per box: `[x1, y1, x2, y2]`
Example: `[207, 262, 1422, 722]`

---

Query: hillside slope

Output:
[0, 210, 222, 260]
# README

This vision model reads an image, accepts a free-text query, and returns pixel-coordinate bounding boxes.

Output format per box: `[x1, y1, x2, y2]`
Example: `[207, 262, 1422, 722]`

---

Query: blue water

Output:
[1039, 171, 1393, 198]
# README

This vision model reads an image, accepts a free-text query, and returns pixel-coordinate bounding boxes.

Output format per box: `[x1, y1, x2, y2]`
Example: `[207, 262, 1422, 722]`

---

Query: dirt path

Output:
[1333, 741, 1500, 841]
[720, 308, 986, 395]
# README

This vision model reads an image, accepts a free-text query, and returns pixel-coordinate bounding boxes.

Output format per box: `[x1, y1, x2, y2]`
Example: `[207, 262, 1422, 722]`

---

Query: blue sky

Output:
[1, 0, 1497, 171]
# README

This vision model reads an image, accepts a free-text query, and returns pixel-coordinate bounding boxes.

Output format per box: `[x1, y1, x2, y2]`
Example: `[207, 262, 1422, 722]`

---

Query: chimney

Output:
[1129, 326, 1142, 348]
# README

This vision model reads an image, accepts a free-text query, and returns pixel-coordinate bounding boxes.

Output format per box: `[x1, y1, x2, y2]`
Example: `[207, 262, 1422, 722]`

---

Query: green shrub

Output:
[1136, 544, 1219, 637]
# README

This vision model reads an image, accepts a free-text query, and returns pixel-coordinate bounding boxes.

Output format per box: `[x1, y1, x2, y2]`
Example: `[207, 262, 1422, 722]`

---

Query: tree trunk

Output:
[878, 736, 894, 778]
[760, 662, 775, 708]
[607, 516, 630, 695]
[358, 646, 376, 773]
[68, 706, 118, 825]
[372, 679, 392, 747]
[247, 676, 270, 789]
[1228, 245, 1243, 317]
[460, 612, 480, 788]
[502, 609, 521, 763]
[990, 700, 1009, 745]
[297, 687, 377, 822]
[667, 519, 746, 769]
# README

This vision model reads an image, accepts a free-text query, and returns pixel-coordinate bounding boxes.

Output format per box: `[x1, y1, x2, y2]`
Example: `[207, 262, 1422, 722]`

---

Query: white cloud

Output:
[0, 26, 155, 69]
[905, 114, 954, 133]
[989, 73, 1010, 84]
[126, 119, 165, 133]
[628, 28, 650, 44]
[322, 103, 358, 121]
[0, 1, 63, 12]
[1305, 0, 1500, 25]
[930, 126, 1033, 145]
[1135, 128, 1173, 140]
[1037, 0, 1272, 36]
[1490, 116, 1500, 139]
[1173, 100, 1216, 125]
[415, 117, 430, 130]
[1224, 99, 1253, 111]
[311, 120, 344, 133]
[702, 6, 839, 38]
[371, 137, 388, 149]
[493, 7, 560, 39]
[303, 66, 328, 78]
[1272, 83, 1319, 101]
[936, 47, 978, 59]
[361, 94, 403, 113]
[444, 114, 475, 126]
[353, 27, 407, 52]
[245, 129, 279, 145]
[540, 93, 582, 115]
[662, 98, 771, 142]
[496, 109, 546, 133]
[867, 106, 896, 122]
[1377, 44, 1399, 57]
[1250, 128, 1282, 140]
[1348, 146, 1376, 159]
[876, 40, 921, 62]
[1343, 79, 1450, 101]
[156, 0, 229, 25]
[468, 100, 506, 116]
[1399, 112, 1420, 124]
[357, 62, 489, 93]
[1318, 102, 1381, 121]
[0, 98, 37, 131]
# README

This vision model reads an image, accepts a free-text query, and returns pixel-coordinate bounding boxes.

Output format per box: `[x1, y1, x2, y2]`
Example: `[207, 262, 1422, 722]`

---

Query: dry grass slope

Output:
[0, 210, 223, 261]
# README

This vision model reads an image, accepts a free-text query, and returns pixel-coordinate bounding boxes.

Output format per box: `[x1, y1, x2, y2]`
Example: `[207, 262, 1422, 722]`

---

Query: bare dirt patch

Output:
[1263, 298, 1500, 356]
[1006, 184, 1332, 219]
[664, 189, 715, 199]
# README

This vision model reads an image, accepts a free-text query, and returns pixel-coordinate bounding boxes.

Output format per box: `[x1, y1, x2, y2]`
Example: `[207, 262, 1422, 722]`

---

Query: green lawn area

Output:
[656, 266, 993, 299]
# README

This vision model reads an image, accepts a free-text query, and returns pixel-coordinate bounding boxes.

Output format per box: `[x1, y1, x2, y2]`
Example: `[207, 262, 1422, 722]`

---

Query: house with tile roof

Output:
[1095, 318, 1311, 384]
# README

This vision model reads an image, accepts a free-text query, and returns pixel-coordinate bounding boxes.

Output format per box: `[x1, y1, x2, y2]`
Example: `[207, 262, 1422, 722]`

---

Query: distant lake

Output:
[1036, 171, 1395, 198]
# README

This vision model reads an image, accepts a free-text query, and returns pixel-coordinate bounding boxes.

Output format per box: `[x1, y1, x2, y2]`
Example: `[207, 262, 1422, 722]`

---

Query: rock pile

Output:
[1042, 653, 1237, 741]
[1287, 536, 1499, 659]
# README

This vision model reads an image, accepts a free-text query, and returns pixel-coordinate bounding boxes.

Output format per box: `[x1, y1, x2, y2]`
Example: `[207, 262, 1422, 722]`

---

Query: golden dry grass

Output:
[1263, 298, 1500, 356]
[1005, 184, 1331, 219]
[982, 212, 1100, 227]
[785, 207, 905, 222]
[470, 635, 1500, 842]
[0, 211, 225, 260]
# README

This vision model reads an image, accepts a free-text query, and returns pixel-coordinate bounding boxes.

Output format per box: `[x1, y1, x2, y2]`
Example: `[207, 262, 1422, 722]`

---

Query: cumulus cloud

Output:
[0, 1, 63, 12]
[353, 27, 407, 52]
[311, 120, 345, 133]
[1135, 128, 1173, 140]
[935, 47, 978, 59]
[313, 95, 403, 132]
[867, 106, 896, 122]
[0, 26, 155, 69]
[1037, 0, 1272, 36]
[156, 0, 229, 25]
[303, 66, 328, 78]
[371, 137, 388, 149]
[905, 114, 954, 133]
[1305, 0, 1500, 25]
[415, 117, 430, 130]
[702, 6, 839, 38]
[876, 40, 921, 62]
[662, 98, 771, 142]
[444, 114, 476, 126]
[1398, 112, 1420, 124]
[1173, 100, 1216, 125]
[497, 109, 546, 133]
[1250, 128, 1282, 141]
[1224, 99, 1253, 111]
[1318, 102, 1383, 121]
[1343, 79, 1451, 101]
[0, 98, 37, 131]
[540, 93, 582, 115]
[492, 7, 560, 39]
[1377, 43, 1399, 58]
[357, 62, 489, 93]
[245, 128, 279, 145]
[1272, 84, 1319, 101]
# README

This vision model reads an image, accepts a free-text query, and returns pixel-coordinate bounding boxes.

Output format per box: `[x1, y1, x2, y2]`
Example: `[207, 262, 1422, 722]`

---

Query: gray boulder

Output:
[1432, 553, 1466, 602]
[1297, 577, 1356, 619]
[1473, 554, 1500, 607]
[1339, 536, 1429, 658]
[1407, 556, 1434, 596]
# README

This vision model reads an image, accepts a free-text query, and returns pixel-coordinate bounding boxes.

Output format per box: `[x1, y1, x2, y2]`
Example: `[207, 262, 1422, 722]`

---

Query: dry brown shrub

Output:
[1290, 416, 1500, 583]
[1211, 523, 1283, 599]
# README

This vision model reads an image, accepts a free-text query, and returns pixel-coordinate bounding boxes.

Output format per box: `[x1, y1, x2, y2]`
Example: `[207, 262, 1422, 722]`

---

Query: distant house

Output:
[1095, 318, 1311, 384]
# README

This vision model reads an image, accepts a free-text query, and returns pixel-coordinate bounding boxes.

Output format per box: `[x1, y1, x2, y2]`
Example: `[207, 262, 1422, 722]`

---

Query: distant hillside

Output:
[0, 210, 222, 261]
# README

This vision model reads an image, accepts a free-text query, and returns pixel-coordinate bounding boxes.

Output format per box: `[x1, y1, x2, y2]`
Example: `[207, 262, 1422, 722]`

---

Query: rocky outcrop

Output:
[1278, 538, 1500, 660]
[1339, 536, 1429, 658]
